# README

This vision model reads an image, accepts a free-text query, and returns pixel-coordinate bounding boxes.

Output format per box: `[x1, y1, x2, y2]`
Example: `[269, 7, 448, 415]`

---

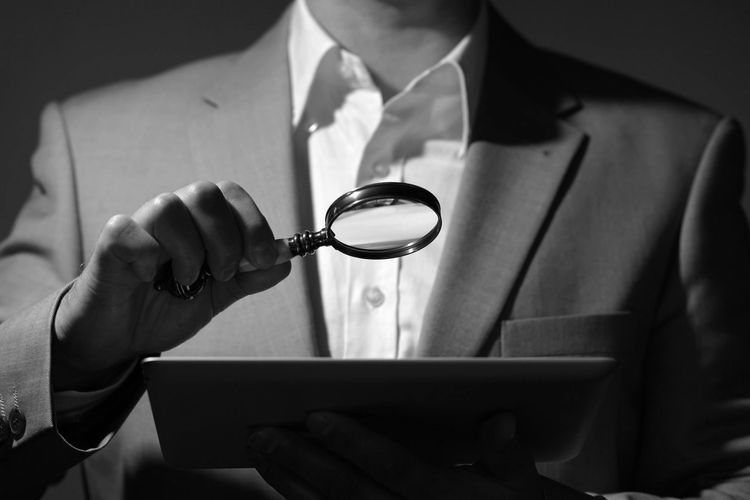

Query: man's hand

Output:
[246, 412, 544, 500]
[53, 180, 291, 390]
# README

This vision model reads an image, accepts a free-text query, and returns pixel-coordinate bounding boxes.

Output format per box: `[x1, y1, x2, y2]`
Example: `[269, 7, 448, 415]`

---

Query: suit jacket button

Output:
[9, 408, 26, 440]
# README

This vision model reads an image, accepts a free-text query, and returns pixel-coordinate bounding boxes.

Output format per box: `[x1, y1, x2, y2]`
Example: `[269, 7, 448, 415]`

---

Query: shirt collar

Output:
[288, 0, 488, 149]
[288, 0, 338, 126]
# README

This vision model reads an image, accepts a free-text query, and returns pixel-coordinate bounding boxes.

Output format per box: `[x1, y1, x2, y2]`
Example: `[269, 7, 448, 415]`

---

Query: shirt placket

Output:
[344, 104, 404, 358]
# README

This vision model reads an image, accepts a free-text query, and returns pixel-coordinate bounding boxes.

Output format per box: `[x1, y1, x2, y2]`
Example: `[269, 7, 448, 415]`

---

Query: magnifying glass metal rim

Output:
[325, 182, 443, 259]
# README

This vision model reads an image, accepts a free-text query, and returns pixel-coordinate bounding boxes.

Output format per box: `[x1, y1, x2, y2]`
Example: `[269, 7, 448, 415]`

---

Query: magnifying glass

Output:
[154, 182, 442, 299]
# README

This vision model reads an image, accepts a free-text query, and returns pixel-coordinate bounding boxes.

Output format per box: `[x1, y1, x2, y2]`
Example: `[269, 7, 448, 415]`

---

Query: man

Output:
[1, 0, 750, 498]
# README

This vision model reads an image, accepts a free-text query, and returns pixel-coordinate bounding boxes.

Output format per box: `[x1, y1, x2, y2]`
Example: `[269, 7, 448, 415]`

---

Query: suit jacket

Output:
[1, 6, 749, 500]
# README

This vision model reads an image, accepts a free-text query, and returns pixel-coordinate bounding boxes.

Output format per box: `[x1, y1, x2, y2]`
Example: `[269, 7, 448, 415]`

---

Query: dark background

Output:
[1, 1, 749, 496]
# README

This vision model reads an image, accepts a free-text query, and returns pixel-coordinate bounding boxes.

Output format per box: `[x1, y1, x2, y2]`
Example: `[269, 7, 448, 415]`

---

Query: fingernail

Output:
[238, 258, 255, 272]
[306, 412, 333, 436]
[251, 242, 277, 270]
[247, 430, 276, 453]
[178, 270, 199, 287]
[218, 264, 237, 282]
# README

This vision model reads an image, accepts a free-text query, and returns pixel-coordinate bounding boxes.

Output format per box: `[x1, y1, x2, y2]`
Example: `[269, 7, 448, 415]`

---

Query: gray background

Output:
[0, 1, 749, 496]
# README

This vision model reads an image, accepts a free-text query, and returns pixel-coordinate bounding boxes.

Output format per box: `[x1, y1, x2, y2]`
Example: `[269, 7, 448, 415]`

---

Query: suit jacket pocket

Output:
[499, 312, 636, 358]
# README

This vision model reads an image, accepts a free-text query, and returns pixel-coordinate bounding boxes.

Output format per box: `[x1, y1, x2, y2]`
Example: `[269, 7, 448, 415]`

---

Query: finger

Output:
[209, 260, 291, 314]
[217, 180, 278, 270]
[237, 239, 293, 272]
[306, 412, 436, 499]
[175, 181, 243, 281]
[132, 192, 205, 285]
[92, 214, 161, 286]
[247, 427, 395, 500]
[248, 455, 324, 500]
[208, 251, 290, 315]
[479, 413, 538, 489]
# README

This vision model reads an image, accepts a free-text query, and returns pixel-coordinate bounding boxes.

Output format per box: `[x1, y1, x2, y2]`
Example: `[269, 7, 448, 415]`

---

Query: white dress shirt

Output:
[289, 0, 487, 358]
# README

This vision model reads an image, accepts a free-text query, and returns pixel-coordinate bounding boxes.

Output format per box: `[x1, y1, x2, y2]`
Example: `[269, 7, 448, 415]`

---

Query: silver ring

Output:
[154, 266, 211, 300]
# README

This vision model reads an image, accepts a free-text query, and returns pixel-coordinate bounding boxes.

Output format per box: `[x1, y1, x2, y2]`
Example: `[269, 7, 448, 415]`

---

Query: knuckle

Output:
[100, 215, 133, 250]
[185, 180, 222, 205]
[151, 192, 182, 212]
[103, 214, 131, 234]
[216, 179, 243, 196]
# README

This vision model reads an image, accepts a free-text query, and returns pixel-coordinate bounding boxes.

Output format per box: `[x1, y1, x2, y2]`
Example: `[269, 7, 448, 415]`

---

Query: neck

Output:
[306, 0, 479, 99]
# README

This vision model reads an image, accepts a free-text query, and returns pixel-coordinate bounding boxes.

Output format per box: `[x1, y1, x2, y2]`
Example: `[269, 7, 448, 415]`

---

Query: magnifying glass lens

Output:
[330, 200, 439, 251]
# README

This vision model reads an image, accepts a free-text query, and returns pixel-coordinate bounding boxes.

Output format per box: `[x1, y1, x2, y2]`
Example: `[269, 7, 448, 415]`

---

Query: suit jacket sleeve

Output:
[0, 102, 143, 494]
[605, 118, 750, 499]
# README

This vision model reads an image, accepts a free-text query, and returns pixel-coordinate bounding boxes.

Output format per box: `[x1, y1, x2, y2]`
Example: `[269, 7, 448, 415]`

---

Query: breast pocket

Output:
[497, 312, 637, 359]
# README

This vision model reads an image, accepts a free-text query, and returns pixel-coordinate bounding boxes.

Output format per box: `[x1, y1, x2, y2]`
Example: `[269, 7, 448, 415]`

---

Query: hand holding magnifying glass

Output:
[154, 182, 442, 299]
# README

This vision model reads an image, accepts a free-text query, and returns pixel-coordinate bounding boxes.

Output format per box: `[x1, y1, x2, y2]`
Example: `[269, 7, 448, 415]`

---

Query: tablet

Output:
[142, 357, 616, 468]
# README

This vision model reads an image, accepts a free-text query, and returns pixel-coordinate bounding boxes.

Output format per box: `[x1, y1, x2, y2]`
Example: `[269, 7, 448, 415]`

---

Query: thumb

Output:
[210, 261, 292, 314]
[479, 413, 538, 489]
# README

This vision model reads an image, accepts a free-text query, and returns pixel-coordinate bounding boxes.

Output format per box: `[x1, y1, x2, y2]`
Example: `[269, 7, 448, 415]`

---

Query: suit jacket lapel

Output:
[418, 10, 588, 356]
[187, 9, 324, 356]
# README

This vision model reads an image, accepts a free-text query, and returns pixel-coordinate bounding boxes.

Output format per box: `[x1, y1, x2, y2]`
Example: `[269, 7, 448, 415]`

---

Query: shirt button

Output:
[307, 121, 320, 134]
[372, 162, 390, 178]
[363, 286, 385, 308]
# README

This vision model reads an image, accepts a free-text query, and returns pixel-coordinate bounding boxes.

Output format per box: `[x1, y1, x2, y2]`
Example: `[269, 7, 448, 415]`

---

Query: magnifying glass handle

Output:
[154, 229, 330, 299]
[238, 227, 330, 271]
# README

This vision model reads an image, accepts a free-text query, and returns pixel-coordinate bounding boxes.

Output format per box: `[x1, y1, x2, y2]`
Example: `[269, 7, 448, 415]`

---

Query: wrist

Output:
[52, 334, 135, 392]
[52, 285, 136, 392]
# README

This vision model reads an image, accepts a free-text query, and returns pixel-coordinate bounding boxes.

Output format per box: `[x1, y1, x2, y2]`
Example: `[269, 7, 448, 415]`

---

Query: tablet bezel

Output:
[142, 356, 616, 468]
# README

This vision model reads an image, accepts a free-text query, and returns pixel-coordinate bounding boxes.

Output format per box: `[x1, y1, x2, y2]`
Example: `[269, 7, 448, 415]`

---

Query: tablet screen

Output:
[142, 357, 616, 468]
